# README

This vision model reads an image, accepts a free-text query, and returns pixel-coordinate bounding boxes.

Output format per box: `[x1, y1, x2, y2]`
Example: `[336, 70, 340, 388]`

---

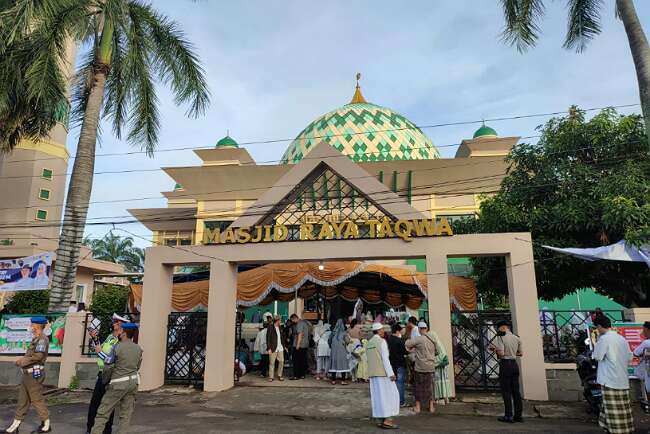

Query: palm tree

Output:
[83, 233, 145, 272]
[1, 1, 209, 311]
[499, 0, 650, 143]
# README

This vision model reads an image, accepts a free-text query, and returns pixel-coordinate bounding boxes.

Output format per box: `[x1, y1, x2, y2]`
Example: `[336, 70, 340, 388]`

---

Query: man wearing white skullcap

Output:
[366, 322, 400, 429]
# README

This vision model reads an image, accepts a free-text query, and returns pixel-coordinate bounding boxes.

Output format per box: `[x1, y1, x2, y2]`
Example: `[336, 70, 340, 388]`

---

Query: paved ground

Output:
[0, 383, 647, 433]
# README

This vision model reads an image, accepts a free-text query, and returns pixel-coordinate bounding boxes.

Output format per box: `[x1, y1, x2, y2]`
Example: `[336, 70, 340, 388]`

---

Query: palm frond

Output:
[563, 0, 603, 52]
[103, 29, 129, 138]
[499, 0, 546, 53]
[127, 2, 209, 118]
[122, 2, 159, 154]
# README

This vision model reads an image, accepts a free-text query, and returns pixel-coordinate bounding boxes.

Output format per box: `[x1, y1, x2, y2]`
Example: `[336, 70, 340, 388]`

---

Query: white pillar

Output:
[57, 312, 86, 388]
[139, 258, 173, 391]
[204, 259, 238, 392]
[425, 250, 455, 397]
[506, 243, 549, 400]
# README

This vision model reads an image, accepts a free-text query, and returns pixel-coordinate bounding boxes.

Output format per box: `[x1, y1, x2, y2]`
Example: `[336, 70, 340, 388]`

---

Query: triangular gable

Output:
[230, 141, 425, 230]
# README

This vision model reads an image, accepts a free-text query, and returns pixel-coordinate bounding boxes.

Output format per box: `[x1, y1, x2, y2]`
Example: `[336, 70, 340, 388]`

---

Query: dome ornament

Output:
[350, 72, 368, 104]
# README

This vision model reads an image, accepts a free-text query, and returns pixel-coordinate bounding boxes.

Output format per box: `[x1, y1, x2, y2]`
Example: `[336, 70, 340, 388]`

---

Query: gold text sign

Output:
[202, 217, 453, 245]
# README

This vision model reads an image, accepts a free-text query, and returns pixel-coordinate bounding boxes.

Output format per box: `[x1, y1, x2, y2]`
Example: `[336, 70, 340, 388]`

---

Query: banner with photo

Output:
[0, 253, 53, 292]
[0, 314, 65, 354]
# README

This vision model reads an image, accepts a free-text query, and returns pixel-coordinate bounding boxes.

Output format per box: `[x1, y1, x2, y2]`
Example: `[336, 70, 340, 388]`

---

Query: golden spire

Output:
[350, 72, 367, 104]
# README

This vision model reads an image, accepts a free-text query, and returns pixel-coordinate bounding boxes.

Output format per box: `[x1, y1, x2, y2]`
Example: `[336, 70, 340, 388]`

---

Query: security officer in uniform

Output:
[490, 319, 523, 424]
[86, 313, 129, 434]
[3, 316, 52, 433]
[91, 322, 142, 434]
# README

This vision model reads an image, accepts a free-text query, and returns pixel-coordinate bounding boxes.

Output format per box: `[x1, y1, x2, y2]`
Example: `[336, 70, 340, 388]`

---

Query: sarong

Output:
[598, 386, 634, 434]
[414, 371, 433, 404]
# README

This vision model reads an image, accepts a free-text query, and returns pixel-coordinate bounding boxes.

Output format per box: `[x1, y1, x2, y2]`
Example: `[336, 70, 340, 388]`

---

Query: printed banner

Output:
[0, 314, 65, 354]
[613, 322, 645, 376]
[0, 253, 53, 292]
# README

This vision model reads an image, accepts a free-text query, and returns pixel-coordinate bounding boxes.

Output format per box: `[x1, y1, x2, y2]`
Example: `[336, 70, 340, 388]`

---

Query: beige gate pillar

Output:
[139, 256, 174, 391]
[425, 250, 455, 397]
[506, 239, 548, 400]
[204, 259, 238, 392]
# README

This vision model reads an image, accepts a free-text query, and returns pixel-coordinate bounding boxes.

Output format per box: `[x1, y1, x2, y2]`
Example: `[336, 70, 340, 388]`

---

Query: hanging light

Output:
[318, 260, 325, 271]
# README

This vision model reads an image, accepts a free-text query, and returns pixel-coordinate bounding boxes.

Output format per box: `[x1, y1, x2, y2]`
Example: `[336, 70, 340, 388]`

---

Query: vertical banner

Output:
[613, 322, 645, 375]
[0, 253, 53, 291]
[0, 314, 65, 354]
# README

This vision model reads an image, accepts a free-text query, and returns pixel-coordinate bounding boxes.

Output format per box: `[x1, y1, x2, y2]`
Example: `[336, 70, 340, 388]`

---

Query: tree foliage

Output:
[5, 290, 49, 314]
[83, 233, 144, 272]
[455, 108, 650, 307]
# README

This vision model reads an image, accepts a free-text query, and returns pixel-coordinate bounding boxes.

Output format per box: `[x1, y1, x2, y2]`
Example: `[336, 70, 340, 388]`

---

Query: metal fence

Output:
[164, 312, 207, 385]
[81, 312, 140, 356]
[452, 310, 511, 390]
[540, 309, 625, 363]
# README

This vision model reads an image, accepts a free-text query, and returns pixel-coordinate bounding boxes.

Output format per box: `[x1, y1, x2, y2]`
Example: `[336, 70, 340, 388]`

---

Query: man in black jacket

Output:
[266, 315, 286, 381]
[387, 323, 409, 406]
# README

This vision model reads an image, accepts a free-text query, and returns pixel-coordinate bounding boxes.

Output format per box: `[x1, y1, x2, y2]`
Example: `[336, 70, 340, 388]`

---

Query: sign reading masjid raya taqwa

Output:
[202, 217, 453, 245]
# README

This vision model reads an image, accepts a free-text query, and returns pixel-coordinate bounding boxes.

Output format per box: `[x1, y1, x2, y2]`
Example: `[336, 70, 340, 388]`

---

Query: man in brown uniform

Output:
[3, 316, 52, 433]
[490, 320, 523, 424]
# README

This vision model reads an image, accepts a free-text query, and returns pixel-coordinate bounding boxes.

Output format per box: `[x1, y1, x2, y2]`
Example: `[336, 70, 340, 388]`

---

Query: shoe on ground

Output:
[497, 416, 513, 423]
[513, 417, 524, 423]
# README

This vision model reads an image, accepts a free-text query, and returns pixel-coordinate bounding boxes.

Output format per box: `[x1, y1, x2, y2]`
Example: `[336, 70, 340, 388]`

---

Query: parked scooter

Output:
[575, 332, 602, 416]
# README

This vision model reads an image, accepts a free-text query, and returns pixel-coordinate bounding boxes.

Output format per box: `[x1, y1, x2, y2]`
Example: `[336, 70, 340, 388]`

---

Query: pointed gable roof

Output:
[230, 141, 425, 230]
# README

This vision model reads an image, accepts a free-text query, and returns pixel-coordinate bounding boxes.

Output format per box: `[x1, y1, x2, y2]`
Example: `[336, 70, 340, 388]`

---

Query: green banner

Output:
[0, 314, 65, 354]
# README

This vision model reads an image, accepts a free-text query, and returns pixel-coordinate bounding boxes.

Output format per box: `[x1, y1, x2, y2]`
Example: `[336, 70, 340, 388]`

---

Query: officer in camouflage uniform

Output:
[3, 316, 51, 433]
[91, 322, 142, 434]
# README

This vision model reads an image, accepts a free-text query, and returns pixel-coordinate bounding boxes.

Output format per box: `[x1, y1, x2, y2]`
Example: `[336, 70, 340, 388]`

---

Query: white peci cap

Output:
[417, 321, 428, 329]
[371, 322, 383, 331]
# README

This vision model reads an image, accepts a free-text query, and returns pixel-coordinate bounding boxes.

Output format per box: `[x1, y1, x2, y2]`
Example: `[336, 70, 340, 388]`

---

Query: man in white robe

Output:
[367, 322, 400, 429]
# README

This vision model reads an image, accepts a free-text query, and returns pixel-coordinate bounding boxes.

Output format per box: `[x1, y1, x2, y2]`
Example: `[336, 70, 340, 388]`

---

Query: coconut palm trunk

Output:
[617, 0, 650, 144]
[48, 24, 113, 312]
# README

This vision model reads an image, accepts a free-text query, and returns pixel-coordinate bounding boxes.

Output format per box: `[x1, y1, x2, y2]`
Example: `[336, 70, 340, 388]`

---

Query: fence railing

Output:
[81, 312, 140, 356]
[540, 309, 625, 363]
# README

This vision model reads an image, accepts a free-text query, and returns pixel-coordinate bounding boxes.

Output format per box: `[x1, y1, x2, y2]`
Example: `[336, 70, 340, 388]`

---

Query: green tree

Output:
[83, 233, 144, 272]
[499, 0, 650, 143]
[455, 108, 650, 307]
[1, 1, 209, 311]
[5, 290, 50, 314]
[89, 283, 130, 337]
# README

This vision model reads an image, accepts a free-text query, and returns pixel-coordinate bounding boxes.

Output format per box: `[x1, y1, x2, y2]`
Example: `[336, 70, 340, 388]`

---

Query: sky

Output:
[71, 0, 650, 247]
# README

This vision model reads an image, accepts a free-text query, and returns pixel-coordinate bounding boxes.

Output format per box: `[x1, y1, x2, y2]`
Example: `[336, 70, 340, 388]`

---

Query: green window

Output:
[36, 209, 48, 221]
[41, 168, 53, 180]
[38, 189, 51, 200]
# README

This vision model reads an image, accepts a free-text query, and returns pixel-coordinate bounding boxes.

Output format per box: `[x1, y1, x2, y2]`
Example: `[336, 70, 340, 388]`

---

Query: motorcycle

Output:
[575, 348, 602, 416]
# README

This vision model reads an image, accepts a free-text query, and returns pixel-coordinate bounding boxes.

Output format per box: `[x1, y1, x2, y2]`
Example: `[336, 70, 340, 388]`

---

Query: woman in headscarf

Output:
[328, 319, 351, 385]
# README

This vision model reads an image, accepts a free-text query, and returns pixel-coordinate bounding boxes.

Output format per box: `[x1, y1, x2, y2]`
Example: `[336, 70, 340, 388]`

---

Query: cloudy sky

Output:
[73, 0, 649, 246]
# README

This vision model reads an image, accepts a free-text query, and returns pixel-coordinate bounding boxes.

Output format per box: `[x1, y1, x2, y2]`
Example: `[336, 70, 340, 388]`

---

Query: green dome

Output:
[282, 99, 439, 164]
[173, 183, 183, 191]
[473, 125, 498, 138]
[216, 135, 239, 148]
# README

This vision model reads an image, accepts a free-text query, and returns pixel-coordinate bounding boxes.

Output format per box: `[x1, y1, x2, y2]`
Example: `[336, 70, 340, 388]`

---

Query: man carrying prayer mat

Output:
[367, 322, 400, 429]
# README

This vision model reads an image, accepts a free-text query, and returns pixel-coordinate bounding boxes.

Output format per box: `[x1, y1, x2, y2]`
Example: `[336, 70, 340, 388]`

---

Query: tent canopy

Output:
[130, 261, 477, 312]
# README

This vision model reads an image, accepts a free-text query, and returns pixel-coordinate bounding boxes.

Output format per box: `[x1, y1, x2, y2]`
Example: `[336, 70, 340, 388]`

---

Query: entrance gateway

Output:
[139, 141, 549, 400]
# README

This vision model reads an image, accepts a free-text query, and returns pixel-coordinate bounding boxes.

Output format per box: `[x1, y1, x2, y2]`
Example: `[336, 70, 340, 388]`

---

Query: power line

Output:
[1, 101, 641, 167]
[0, 150, 642, 230]
[0, 140, 644, 214]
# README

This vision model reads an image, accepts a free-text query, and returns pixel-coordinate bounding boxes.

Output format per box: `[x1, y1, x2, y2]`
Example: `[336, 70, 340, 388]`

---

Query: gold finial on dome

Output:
[350, 72, 367, 104]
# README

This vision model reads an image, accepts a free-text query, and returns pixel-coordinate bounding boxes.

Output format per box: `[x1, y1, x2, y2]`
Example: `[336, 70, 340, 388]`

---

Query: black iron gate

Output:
[165, 312, 208, 385]
[451, 310, 511, 390]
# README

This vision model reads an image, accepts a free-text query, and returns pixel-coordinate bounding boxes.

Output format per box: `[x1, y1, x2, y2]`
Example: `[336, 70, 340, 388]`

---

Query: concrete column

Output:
[139, 258, 173, 391]
[204, 260, 238, 392]
[625, 308, 650, 323]
[425, 250, 455, 397]
[57, 312, 86, 388]
[506, 245, 549, 401]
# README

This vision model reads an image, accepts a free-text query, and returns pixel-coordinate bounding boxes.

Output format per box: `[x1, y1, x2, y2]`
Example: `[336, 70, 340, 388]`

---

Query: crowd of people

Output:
[250, 312, 452, 428]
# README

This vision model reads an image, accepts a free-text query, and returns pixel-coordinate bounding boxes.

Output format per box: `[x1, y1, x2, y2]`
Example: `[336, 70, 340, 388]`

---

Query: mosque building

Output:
[128, 78, 518, 317]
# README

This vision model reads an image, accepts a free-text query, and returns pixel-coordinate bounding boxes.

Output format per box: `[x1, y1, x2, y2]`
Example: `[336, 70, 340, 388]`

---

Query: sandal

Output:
[278, 377, 284, 381]
[331, 381, 336, 385]
[340, 382, 348, 385]
[379, 422, 399, 430]
[268, 378, 274, 382]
